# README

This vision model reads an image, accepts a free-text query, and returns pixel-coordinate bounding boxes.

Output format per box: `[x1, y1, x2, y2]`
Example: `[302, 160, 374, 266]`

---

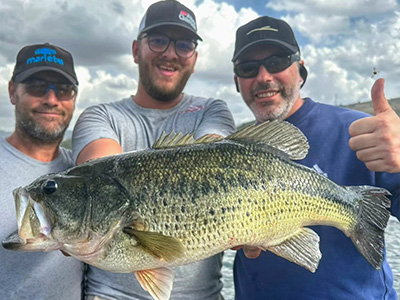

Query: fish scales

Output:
[2, 121, 391, 300]
[85, 141, 357, 264]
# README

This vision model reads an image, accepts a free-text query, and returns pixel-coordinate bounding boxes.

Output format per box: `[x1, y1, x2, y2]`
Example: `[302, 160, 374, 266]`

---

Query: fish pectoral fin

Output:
[267, 228, 321, 273]
[135, 267, 174, 300]
[123, 227, 184, 262]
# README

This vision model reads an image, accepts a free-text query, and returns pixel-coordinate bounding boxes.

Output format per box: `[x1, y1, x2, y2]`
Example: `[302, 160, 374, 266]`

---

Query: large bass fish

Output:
[2, 121, 390, 300]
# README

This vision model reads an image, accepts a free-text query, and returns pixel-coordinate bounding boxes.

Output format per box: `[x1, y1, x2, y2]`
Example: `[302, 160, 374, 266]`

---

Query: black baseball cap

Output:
[11, 43, 78, 85]
[232, 16, 307, 86]
[137, 0, 202, 41]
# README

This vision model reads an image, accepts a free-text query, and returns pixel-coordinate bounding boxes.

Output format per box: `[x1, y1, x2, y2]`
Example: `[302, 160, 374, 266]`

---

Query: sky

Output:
[1, 0, 400, 133]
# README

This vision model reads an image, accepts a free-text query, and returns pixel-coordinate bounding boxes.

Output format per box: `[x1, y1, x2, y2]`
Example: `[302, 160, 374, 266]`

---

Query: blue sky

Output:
[1, 0, 400, 132]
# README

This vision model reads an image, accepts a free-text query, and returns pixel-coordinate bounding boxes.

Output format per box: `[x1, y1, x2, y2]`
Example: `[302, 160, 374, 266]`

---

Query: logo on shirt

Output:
[179, 105, 204, 114]
[26, 47, 64, 66]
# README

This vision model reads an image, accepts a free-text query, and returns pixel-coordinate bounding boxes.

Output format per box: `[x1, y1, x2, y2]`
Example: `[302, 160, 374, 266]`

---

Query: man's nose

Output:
[256, 65, 274, 82]
[42, 86, 59, 105]
[162, 41, 178, 58]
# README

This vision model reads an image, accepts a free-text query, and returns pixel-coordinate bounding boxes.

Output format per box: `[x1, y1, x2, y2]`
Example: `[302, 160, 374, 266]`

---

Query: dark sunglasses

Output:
[22, 78, 77, 100]
[140, 33, 197, 59]
[234, 53, 300, 78]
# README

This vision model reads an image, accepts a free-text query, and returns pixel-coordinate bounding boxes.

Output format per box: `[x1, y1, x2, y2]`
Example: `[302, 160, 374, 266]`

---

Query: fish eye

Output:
[42, 180, 58, 194]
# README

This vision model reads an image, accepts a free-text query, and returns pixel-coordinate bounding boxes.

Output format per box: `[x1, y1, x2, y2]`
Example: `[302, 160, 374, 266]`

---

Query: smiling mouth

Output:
[256, 91, 279, 98]
[34, 109, 64, 116]
[159, 64, 177, 72]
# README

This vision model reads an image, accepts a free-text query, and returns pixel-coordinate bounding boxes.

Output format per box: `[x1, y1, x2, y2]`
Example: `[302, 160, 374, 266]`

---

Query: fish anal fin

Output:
[123, 228, 184, 262]
[135, 267, 174, 300]
[267, 228, 321, 272]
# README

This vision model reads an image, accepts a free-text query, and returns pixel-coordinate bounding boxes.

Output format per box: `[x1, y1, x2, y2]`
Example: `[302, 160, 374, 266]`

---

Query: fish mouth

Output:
[2, 230, 57, 251]
[14, 187, 52, 240]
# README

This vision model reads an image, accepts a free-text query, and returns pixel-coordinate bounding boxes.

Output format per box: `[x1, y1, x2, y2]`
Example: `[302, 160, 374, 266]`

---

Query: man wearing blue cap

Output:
[232, 16, 400, 300]
[72, 1, 235, 299]
[0, 42, 84, 299]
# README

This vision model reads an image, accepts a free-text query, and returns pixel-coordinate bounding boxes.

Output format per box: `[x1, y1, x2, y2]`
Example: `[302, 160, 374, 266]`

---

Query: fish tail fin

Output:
[349, 186, 391, 270]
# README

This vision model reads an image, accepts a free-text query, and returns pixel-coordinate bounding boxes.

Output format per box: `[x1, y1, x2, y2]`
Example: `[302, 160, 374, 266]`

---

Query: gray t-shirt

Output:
[0, 138, 84, 300]
[72, 94, 236, 300]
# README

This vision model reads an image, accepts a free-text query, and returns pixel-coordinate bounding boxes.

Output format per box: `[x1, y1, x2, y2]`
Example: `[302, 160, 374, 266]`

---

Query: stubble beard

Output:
[250, 80, 300, 123]
[15, 98, 69, 144]
[138, 54, 192, 102]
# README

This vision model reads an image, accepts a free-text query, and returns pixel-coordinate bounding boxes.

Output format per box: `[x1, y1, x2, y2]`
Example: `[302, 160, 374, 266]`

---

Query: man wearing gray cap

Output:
[232, 16, 400, 300]
[72, 1, 235, 299]
[0, 42, 84, 299]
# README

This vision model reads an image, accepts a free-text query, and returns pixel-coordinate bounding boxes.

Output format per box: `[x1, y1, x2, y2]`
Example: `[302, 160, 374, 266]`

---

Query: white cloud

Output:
[1, 0, 399, 133]
[266, 0, 398, 16]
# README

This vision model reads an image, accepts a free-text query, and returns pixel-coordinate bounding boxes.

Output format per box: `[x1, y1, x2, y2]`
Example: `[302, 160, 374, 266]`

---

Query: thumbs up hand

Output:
[349, 79, 400, 173]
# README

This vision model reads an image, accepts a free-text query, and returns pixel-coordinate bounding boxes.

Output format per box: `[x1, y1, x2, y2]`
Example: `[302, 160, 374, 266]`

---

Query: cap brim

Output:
[13, 66, 78, 85]
[139, 23, 202, 41]
[232, 39, 298, 62]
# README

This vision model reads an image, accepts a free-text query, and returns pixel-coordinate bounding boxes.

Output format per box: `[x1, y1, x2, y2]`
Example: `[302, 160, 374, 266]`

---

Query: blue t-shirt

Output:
[234, 98, 399, 300]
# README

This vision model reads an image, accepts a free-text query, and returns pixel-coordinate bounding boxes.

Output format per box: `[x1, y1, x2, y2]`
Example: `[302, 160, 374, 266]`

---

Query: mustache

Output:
[156, 58, 180, 69]
[33, 107, 65, 116]
[253, 82, 282, 93]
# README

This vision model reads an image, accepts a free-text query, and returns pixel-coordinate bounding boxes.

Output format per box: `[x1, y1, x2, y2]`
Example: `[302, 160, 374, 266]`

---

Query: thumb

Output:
[371, 78, 391, 115]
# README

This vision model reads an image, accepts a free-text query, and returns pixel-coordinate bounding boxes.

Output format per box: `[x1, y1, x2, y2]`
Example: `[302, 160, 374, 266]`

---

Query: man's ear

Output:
[298, 60, 307, 88]
[9, 81, 17, 105]
[191, 51, 198, 74]
[234, 76, 240, 93]
[132, 40, 139, 64]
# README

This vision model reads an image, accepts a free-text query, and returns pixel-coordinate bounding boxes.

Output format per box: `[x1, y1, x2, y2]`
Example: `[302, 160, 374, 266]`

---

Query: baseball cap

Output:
[137, 0, 202, 41]
[11, 43, 78, 85]
[232, 16, 307, 86]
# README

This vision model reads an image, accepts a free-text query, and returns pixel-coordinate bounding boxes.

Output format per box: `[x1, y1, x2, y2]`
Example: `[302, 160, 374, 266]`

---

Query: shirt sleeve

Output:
[71, 104, 120, 164]
[377, 172, 400, 220]
[194, 99, 236, 139]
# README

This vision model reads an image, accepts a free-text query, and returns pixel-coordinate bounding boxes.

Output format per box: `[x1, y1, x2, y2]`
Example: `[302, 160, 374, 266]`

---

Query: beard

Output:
[138, 54, 193, 102]
[15, 98, 70, 144]
[250, 80, 300, 122]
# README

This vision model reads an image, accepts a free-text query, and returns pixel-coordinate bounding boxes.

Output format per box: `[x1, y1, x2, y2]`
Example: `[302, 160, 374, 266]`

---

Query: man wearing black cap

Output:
[0, 43, 84, 299]
[232, 16, 400, 300]
[72, 1, 235, 299]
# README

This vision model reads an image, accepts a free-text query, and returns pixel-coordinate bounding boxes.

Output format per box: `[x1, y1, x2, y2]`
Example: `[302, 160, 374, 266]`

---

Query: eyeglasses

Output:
[234, 53, 300, 78]
[140, 33, 197, 59]
[22, 79, 77, 100]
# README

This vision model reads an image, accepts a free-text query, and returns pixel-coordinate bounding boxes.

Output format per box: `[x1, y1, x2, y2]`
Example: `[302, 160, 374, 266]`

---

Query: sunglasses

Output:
[234, 53, 300, 78]
[140, 33, 197, 59]
[22, 79, 77, 100]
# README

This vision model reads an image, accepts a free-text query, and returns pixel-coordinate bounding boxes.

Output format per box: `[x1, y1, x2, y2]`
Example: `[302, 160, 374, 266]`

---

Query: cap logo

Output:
[178, 10, 197, 31]
[26, 47, 64, 66]
[247, 26, 278, 35]
[35, 48, 56, 55]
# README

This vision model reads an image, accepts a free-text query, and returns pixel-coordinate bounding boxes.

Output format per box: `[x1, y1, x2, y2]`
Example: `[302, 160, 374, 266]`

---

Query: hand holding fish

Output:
[349, 78, 400, 173]
[231, 245, 262, 259]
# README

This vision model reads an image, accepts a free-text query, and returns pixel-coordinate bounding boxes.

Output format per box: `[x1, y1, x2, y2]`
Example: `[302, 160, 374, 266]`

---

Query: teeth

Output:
[257, 92, 278, 98]
[160, 65, 175, 71]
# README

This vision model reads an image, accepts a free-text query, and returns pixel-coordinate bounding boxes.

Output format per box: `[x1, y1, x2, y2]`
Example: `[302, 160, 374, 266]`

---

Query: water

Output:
[221, 217, 400, 299]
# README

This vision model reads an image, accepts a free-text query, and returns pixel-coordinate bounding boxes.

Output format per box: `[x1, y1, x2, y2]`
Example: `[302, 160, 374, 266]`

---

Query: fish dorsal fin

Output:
[152, 131, 223, 149]
[123, 227, 184, 262]
[227, 121, 309, 160]
[153, 131, 195, 149]
[135, 267, 174, 300]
